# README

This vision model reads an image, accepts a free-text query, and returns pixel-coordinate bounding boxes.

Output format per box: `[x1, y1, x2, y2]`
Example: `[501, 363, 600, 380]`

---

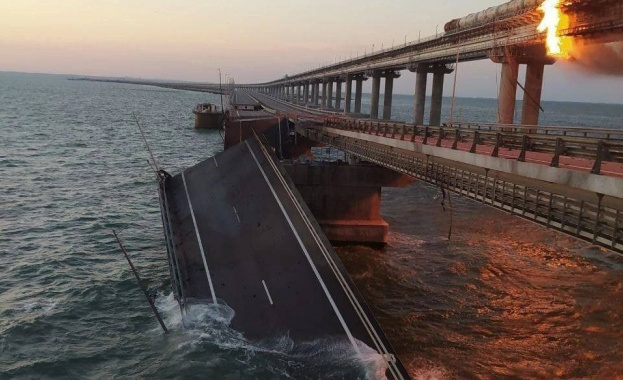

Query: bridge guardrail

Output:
[324, 117, 623, 175]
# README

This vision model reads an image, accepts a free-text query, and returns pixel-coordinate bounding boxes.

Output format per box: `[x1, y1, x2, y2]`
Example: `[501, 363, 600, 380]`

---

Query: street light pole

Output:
[217, 68, 224, 113]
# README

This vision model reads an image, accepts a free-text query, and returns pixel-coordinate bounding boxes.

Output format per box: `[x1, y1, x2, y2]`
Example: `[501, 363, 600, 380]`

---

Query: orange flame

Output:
[537, 0, 570, 58]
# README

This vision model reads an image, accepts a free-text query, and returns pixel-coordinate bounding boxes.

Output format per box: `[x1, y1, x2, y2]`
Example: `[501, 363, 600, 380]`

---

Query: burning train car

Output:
[444, 0, 545, 32]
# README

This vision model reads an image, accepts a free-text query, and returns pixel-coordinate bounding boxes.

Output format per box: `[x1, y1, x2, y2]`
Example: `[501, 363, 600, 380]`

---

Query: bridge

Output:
[243, 0, 622, 127]
[227, 0, 623, 255]
[230, 87, 623, 255]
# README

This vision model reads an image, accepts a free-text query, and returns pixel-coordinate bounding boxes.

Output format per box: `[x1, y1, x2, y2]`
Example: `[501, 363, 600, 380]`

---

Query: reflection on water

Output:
[337, 182, 623, 379]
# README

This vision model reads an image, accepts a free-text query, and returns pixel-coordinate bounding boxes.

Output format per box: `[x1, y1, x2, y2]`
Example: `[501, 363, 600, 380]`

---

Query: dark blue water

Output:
[1, 72, 622, 379]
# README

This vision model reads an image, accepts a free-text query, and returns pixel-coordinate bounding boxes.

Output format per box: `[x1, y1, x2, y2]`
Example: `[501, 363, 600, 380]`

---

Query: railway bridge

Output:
[243, 0, 623, 127]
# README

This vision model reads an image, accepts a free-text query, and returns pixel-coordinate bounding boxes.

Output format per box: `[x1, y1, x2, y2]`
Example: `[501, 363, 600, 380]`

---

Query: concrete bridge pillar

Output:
[303, 82, 309, 105]
[382, 71, 401, 120]
[413, 69, 427, 125]
[310, 81, 316, 105]
[313, 81, 320, 105]
[314, 80, 320, 106]
[521, 62, 545, 126]
[344, 74, 353, 114]
[370, 71, 381, 119]
[430, 71, 445, 126]
[321, 80, 328, 108]
[327, 80, 334, 109]
[490, 46, 554, 127]
[429, 65, 453, 126]
[291, 84, 296, 102]
[498, 60, 519, 124]
[354, 76, 366, 114]
[335, 79, 343, 110]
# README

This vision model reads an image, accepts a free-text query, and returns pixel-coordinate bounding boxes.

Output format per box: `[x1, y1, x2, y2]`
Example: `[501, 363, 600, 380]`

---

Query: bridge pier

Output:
[303, 82, 309, 105]
[354, 75, 366, 114]
[382, 71, 401, 120]
[327, 79, 334, 109]
[414, 69, 427, 125]
[521, 62, 545, 126]
[499, 60, 519, 125]
[291, 84, 296, 102]
[313, 81, 320, 106]
[370, 71, 381, 119]
[344, 74, 352, 114]
[335, 78, 342, 110]
[321, 80, 328, 108]
[490, 46, 555, 126]
[283, 163, 414, 245]
[430, 66, 453, 126]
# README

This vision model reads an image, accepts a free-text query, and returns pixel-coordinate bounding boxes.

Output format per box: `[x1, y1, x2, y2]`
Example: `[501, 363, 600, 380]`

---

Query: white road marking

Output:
[261, 280, 274, 306]
[181, 171, 217, 304]
[245, 140, 362, 358]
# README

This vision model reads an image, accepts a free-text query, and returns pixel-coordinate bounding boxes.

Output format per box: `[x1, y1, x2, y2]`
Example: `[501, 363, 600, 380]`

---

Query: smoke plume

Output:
[567, 39, 623, 76]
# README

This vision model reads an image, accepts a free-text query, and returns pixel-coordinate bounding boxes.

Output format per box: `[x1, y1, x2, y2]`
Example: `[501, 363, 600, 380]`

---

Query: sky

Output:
[1, 0, 622, 103]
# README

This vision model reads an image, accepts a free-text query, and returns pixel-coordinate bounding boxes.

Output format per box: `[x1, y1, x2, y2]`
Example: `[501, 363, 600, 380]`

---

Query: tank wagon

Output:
[444, 0, 545, 32]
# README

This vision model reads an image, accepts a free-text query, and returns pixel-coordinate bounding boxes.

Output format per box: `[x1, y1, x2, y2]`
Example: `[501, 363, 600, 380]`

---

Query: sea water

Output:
[1, 72, 623, 379]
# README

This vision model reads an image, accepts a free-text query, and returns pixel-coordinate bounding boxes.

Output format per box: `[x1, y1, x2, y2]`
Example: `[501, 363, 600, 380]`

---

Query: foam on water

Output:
[155, 292, 390, 379]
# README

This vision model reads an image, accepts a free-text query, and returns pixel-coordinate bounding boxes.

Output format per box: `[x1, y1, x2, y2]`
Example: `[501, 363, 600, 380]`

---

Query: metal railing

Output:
[325, 117, 623, 175]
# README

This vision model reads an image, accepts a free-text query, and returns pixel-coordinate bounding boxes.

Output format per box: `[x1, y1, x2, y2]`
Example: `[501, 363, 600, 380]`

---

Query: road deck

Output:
[160, 135, 409, 379]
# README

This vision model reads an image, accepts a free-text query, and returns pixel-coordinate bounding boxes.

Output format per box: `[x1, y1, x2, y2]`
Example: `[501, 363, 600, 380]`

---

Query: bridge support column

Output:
[291, 85, 296, 102]
[414, 69, 427, 125]
[327, 80, 334, 109]
[283, 163, 415, 245]
[335, 79, 342, 110]
[382, 71, 401, 120]
[521, 62, 545, 127]
[310, 82, 316, 105]
[370, 72, 381, 119]
[303, 83, 309, 105]
[430, 70, 446, 126]
[354, 76, 365, 114]
[344, 75, 352, 114]
[498, 60, 519, 124]
[321, 80, 328, 108]
[313, 81, 320, 105]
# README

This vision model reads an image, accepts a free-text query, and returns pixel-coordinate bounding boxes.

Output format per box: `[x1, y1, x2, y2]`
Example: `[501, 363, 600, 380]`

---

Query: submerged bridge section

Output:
[241, 88, 623, 255]
[243, 0, 623, 127]
[158, 134, 410, 379]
